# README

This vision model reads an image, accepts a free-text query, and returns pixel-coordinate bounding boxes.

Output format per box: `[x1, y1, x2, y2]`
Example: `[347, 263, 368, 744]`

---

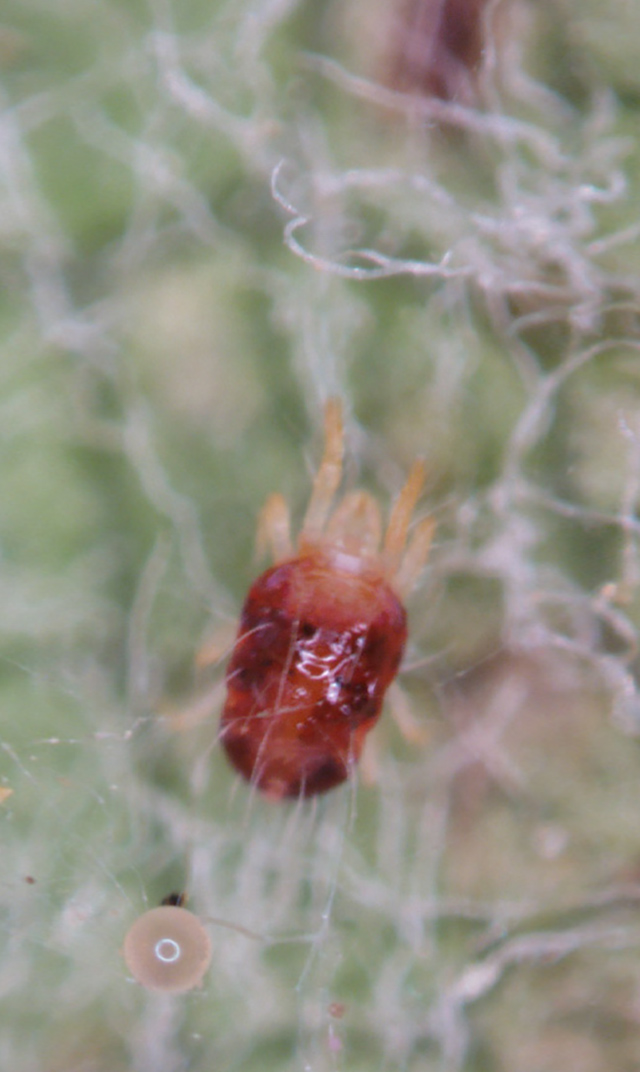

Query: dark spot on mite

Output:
[223, 734, 254, 770]
[340, 684, 378, 724]
[299, 621, 316, 639]
[347, 682, 372, 711]
[361, 632, 386, 662]
[303, 756, 348, 796]
[259, 656, 275, 670]
[232, 656, 276, 691]
[161, 891, 186, 907]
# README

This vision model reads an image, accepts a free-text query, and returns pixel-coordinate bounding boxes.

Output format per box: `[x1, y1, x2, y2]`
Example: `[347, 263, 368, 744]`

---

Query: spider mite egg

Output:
[215, 398, 435, 800]
[123, 906, 212, 993]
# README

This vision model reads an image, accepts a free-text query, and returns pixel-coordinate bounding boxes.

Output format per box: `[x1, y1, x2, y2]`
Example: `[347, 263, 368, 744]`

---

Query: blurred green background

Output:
[2, 0, 640, 1069]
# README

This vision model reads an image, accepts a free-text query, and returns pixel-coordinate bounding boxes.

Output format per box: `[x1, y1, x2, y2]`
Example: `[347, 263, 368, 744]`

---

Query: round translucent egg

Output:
[123, 906, 212, 992]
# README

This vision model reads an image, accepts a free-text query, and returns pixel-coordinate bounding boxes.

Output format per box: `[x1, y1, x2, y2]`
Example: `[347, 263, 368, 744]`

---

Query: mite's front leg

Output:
[255, 493, 293, 564]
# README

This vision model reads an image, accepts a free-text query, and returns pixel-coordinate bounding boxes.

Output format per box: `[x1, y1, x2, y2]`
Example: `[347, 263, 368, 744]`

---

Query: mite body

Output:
[219, 400, 435, 799]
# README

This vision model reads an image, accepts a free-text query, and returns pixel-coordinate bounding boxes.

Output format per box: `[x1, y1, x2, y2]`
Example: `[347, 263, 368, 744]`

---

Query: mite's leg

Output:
[359, 731, 381, 787]
[300, 397, 344, 546]
[195, 621, 238, 669]
[255, 492, 293, 563]
[325, 491, 382, 556]
[155, 616, 236, 735]
[394, 515, 436, 599]
[165, 621, 237, 731]
[387, 680, 430, 745]
[359, 683, 429, 786]
[383, 459, 426, 572]
[164, 677, 227, 732]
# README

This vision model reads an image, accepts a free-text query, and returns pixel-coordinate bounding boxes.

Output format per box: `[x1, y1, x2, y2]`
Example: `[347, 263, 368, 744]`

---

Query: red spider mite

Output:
[217, 399, 435, 800]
